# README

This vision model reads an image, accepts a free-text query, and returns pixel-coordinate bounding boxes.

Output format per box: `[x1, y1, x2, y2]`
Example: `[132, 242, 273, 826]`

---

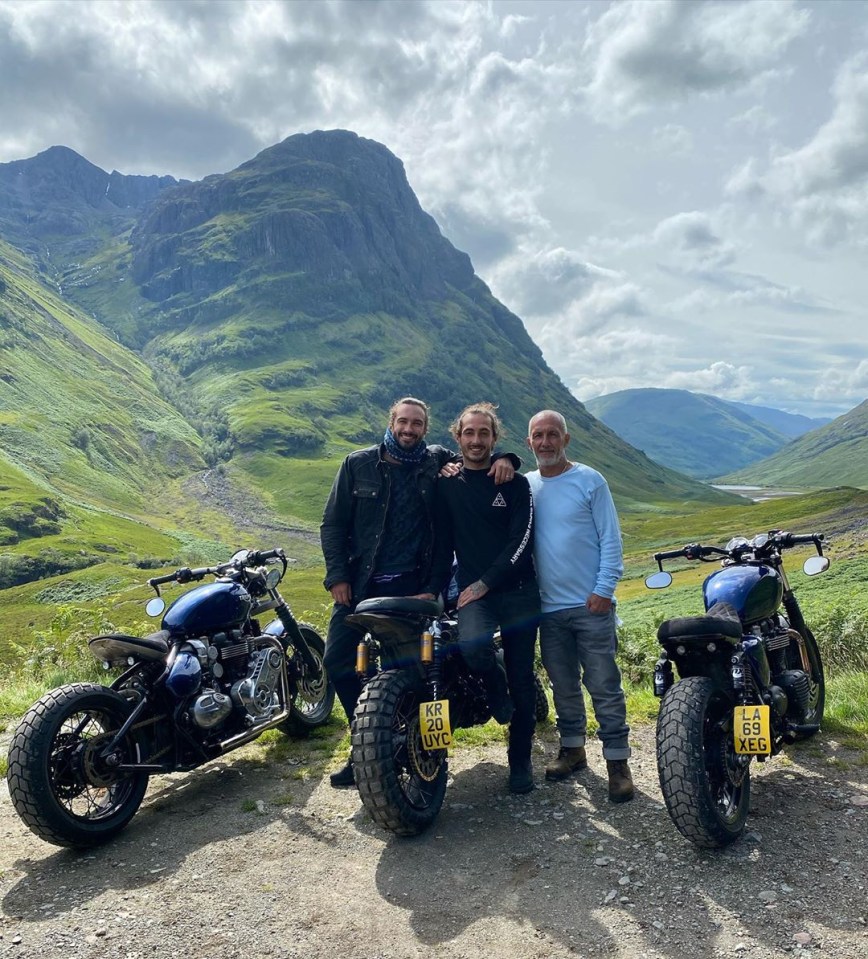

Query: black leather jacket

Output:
[320, 443, 456, 597]
[320, 444, 520, 598]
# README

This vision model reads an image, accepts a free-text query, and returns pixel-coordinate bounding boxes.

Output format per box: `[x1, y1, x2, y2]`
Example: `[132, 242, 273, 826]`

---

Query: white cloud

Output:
[727, 53, 868, 247]
[652, 211, 736, 269]
[581, 0, 809, 122]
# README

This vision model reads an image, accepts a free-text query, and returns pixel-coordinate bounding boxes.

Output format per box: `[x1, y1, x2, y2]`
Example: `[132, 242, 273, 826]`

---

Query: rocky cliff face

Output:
[130, 131, 476, 307]
[0, 146, 180, 254]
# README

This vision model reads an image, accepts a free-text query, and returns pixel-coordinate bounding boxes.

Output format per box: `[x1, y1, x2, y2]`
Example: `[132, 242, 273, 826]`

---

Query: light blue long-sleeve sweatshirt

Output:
[526, 462, 624, 614]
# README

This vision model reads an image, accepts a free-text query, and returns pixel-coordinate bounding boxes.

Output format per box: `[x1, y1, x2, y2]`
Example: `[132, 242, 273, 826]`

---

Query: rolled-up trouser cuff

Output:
[602, 744, 631, 760]
[560, 735, 586, 748]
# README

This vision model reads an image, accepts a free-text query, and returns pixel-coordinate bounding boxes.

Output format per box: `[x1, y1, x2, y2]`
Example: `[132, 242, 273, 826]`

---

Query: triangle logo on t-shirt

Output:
[491, 492, 507, 507]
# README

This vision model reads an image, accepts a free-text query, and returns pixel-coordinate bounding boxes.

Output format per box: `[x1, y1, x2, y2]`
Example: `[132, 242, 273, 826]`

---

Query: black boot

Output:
[508, 756, 534, 794]
[483, 663, 514, 725]
[329, 754, 355, 788]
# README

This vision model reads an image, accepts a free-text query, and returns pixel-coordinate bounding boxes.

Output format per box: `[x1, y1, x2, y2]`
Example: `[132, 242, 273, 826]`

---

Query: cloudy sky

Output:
[2, 0, 867, 419]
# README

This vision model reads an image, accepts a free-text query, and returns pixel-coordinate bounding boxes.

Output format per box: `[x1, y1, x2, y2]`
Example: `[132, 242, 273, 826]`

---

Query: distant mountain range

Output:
[719, 399, 868, 489]
[1, 132, 739, 587]
[585, 388, 838, 482]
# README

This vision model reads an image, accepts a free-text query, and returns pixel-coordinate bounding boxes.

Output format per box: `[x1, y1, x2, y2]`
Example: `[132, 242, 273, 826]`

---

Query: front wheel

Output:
[790, 628, 825, 738]
[352, 669, 448, 837]
[656, 676, 750, 848]
[281, 624, 334, 737]
[6, 683, 149, 848]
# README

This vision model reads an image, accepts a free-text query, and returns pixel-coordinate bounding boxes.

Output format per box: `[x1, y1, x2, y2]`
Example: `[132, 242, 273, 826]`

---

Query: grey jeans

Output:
[539, 606, 630, 760]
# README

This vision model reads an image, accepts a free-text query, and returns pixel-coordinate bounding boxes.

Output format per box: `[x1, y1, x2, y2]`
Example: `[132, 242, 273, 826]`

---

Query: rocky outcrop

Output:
[130, 131, 475, 306]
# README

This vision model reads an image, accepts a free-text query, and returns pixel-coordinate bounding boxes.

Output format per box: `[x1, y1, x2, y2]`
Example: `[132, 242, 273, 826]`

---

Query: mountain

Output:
[0, 132, 739, 600]
[727, 401, 829, 438]
[719, 399, 868, 489]
[584, 388, 793, 479]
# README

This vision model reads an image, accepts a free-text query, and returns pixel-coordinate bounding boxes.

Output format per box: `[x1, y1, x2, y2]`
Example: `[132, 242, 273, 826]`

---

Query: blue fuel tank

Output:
[703, 564, 782, 625]
[162, 581, 253, 636]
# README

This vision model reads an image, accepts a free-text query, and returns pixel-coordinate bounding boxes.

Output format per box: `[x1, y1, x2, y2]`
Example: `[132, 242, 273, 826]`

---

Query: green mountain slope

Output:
[0, 239, 204, 511]
[720, 400, 868, 489]
[7, 131, 730, 512]
[585, 388, 790, 479]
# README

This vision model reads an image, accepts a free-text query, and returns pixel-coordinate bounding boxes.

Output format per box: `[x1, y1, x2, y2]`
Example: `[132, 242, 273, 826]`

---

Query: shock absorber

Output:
[653, 653, 673, 698]
[731, 649, 748, 705]
[425, 620, 443, 702]
[355, 635, 370, 676]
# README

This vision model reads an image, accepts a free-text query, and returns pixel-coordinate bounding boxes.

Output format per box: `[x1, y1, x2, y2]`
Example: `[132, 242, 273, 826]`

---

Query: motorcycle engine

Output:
[230, 643, 284, 721]
[187, 634, 284, 729]
[775, 669, 811, 721]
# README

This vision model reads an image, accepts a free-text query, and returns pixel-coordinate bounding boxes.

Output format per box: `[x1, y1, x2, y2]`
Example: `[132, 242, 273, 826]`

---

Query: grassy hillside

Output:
[720, 400, 868, 490]
[0, 239, 205, 510]
[19, 133, 732, 512]
[586, 388, 789, 479]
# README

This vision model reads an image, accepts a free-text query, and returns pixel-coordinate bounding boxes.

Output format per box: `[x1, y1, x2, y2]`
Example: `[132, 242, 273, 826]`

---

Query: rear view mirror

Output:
[146, 597, 166, 617]
[645, 571, 673, 589]
[803, 556, 830, 576]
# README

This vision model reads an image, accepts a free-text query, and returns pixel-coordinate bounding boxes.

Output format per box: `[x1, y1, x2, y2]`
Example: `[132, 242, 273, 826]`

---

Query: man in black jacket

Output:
[320, 397, 515, 787]
[426, 402, 540, 794]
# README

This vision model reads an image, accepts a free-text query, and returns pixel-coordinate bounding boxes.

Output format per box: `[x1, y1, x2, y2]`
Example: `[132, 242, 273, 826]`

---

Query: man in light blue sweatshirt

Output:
[525, 409, 634, 803]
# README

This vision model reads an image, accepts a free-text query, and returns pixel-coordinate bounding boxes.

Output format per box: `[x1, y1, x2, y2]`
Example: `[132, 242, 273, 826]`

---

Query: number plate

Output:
[419, 700, 452, 751]
[733, 704, 772, 755]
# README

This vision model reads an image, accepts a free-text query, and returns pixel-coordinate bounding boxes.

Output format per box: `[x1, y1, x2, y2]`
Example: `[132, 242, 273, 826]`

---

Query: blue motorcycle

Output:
[646, 530, 828, 847]
[6, 547, 333, 848]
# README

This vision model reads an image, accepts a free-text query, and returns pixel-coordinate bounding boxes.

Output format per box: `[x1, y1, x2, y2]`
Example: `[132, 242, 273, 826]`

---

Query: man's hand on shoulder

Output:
[439, 462, 460, 478]
[489, 458, 515, 485]
[586, 593, 612, 615]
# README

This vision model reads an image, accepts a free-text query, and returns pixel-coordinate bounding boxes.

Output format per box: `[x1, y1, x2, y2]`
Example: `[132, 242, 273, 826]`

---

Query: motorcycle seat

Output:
[89, 630, 171, 664]
[352, 596, 444, 618]
[657, 602, 742, 645]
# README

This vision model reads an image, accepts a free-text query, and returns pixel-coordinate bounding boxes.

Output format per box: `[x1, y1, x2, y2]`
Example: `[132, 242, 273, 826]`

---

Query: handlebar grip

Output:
[781, 532, 823, 548]
[654, 548, 689, 561]
[249, 547, 285, 564]
[147, 572, 176, 587]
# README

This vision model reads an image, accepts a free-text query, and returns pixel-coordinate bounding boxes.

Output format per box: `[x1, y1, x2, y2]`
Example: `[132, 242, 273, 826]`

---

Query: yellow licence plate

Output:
[419, 699, 452, 751]
[733, 705, 771, 755]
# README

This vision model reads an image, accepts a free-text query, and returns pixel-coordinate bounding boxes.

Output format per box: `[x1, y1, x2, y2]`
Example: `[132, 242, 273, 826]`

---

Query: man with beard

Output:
[320, 397, 516, 787]
[525, 409, 633, 803]
[426, 402, 540, 794]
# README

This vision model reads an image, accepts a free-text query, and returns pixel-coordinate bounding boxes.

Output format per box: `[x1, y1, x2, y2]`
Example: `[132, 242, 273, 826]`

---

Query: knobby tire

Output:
[6, 683, 149, 848]
[656, 676, 750, 848]
[352, 669, 447, 837]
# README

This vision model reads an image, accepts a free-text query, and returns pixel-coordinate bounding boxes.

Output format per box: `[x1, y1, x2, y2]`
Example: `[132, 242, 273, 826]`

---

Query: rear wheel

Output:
[352, 669, 447, 837]
[656, 676, 750, 848]
[281, 625, 334, 736]
[6, 683, 149, 848]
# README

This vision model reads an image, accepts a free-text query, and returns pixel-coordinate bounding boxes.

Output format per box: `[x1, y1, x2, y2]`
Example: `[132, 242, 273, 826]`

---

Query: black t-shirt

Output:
[429, 467, 535, 593]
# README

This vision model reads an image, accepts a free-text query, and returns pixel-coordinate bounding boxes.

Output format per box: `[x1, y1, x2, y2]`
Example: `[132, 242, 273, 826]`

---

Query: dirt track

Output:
[2, 721, 867, 959]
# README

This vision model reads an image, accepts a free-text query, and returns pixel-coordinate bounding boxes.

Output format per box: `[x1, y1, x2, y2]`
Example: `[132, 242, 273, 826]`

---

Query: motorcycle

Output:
[6, 547, 334, 848]
[645, 529, 828, 847]
[346, 596, 550, 837]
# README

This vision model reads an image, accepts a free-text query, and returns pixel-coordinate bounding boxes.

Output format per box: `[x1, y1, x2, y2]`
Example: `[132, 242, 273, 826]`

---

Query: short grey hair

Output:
[528, 409, 567, 435]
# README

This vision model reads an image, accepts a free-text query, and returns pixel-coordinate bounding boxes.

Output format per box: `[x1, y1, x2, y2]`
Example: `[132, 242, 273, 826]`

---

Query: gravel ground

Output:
[1, 722, 867, 959]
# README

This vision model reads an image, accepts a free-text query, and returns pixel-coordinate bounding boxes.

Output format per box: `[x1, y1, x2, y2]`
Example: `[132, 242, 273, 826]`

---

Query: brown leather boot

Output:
[544, 746, 588, 781]
[606, 759, 635, 803]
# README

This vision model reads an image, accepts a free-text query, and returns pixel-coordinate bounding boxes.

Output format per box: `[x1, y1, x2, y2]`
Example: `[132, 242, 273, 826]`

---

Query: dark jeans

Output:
[539, 606, 630, 760]
[456, 582, 541, 762]
[324, 570, 422, 724]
